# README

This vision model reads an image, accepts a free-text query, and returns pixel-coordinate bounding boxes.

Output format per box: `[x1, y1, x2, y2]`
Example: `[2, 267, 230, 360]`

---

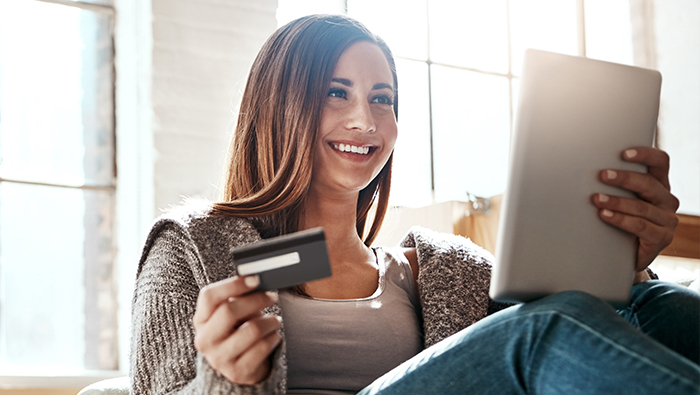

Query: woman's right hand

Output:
[193, 275, 282, 385]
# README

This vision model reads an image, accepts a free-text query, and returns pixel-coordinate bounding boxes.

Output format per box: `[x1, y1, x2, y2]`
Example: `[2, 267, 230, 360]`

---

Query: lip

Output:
[328, 140, 377, 162]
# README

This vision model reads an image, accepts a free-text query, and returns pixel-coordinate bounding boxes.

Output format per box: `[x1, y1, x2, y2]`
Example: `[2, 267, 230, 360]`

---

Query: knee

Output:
[631, 281, 700, 312]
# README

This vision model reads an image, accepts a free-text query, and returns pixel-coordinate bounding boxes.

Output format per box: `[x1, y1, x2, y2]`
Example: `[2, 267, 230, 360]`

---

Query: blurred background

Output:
[0, 0, 697, 392]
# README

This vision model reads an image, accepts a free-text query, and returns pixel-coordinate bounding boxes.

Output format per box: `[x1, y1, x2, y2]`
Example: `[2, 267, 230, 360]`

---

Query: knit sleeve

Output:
[400, 227, 501, 348]
[130, 221, 285, 394]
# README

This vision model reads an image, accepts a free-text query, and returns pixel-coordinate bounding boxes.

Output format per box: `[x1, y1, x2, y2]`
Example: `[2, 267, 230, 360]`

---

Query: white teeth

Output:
[333, 143, 370, 155]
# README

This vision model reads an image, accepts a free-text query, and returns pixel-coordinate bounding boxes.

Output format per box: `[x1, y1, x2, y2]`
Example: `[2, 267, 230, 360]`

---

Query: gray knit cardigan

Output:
[130, 202, 509, 394]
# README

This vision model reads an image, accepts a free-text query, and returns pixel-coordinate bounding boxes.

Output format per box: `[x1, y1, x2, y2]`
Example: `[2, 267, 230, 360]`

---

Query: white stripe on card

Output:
[237, 251, 301, 275]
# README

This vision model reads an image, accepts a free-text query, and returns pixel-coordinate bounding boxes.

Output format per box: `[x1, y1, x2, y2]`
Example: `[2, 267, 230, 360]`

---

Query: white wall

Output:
[276, 0, 346, 26]
[151, 0, 278, 212]
[115, 0, 278, 372]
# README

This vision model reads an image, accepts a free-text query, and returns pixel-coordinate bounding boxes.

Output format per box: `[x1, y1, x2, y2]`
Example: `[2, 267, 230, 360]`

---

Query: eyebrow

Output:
[331, 78, 353, 87]
[331, 78, 394, 92]
[372, 82, 394, 91]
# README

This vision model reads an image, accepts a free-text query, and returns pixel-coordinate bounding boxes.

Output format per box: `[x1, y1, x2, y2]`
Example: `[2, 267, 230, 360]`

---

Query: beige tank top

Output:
[279, 247, 423, 394]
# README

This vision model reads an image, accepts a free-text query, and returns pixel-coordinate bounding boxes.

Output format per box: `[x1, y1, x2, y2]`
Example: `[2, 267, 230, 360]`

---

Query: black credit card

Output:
[232, 228, 332, 291]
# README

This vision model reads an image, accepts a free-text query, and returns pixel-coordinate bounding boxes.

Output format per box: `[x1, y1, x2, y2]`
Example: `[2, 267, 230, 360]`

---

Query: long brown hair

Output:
[212, 15, 398, 245]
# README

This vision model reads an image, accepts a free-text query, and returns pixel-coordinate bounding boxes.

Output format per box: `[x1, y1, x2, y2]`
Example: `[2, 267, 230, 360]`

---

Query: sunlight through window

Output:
[0, 0, 116, 373]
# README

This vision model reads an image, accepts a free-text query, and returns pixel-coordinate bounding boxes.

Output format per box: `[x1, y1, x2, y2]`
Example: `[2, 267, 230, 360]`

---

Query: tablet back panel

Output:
[490, 49, 661, 307]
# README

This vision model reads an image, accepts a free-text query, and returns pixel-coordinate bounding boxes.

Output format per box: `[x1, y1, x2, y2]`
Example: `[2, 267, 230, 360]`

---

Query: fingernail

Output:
[602, 209, 614, 218]
[598, 193, 609, 203]
[624, 149, 637, 159]
[606, 170, 617, 179]
[244, 275, 260, 288]
[266, 291, 279, 302]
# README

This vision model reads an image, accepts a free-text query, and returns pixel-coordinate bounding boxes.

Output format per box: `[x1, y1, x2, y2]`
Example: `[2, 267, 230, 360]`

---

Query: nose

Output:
[345, 99, 376, 133]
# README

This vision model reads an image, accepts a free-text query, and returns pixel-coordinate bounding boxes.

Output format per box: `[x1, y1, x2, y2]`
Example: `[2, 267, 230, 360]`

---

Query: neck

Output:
[301, 186, 372, 269]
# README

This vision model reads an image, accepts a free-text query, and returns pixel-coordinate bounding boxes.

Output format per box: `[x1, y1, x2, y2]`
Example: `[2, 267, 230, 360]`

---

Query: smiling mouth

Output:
[331, 143, 373, 155]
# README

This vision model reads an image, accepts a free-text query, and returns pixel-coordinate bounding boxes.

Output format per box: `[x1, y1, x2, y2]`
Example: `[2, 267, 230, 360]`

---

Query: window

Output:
[346, 0, 637, 208]
[0, 0, 117, 374]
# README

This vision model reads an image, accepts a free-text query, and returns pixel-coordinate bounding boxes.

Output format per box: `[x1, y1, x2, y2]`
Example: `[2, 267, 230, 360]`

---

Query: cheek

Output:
[316, 112, 333, 151]
[317, 110, 330, 139]
[317, 107, 340, 141]
[390, 123, 398, 145]
[382, 120, 398, 151]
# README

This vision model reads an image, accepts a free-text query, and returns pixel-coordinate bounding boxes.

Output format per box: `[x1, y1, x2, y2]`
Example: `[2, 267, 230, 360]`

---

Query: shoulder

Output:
[156, 199, 254, 234]
[148, 198, 260, 247]
[398, 226, 494, 268]
[401, 247, 419, 285]
[398, 226, 495, 346]
[137, 199, 262, 284]
[380, 246, 419, 281]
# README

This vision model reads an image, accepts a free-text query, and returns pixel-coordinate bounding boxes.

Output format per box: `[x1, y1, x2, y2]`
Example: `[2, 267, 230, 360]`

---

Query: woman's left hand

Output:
[592, 146, 679, 273]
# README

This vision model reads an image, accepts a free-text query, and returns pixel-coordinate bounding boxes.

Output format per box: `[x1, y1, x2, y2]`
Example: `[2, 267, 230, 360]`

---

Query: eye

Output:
[371, 94, 394, 105]
[328, 88, 347, 99]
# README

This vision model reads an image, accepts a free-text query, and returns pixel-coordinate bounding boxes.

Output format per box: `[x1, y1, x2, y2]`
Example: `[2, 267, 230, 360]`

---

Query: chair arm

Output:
[78, 376, 129, 395]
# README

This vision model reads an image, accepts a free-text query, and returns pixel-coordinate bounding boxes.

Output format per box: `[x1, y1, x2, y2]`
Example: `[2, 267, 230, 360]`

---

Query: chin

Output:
[329, 177, 375, 194]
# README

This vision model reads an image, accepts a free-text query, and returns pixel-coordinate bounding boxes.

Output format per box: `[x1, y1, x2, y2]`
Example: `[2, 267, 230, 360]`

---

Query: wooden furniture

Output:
[661, 214, 700, 259]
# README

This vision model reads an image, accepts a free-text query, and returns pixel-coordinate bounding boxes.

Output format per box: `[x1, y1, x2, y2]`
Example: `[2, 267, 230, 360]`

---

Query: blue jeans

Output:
[357, 281, 700, 395]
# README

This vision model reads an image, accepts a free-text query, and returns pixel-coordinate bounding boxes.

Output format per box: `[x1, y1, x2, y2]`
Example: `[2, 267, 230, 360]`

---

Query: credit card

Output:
[232, 228, 332, 291]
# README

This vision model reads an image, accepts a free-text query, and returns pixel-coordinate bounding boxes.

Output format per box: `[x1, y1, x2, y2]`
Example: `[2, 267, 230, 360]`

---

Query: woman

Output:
[130, 14, 700, 394]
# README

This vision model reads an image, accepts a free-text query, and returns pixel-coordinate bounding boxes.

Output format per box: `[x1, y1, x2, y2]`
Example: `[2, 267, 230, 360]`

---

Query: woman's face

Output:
[311, 41, 398, 197]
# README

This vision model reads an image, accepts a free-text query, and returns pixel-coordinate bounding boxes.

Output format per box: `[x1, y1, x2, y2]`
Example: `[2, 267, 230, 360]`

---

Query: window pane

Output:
[429, 0, 509, 74]
[431, 66, 511, 200]
[0, 1, 114, 187]
[509, 0, 578, 75]
[348, 0, 429, 60]
[67, 0, 113, 5]
[391, 59, 432, 208]
[584, 0, 634, 65]
[0, 183, 115, 370]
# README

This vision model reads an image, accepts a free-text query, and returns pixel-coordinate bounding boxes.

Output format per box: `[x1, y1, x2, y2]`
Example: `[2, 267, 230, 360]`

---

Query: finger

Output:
[196, 291, 278, 350]
[599, 169, 679, 211]
[592, 193, 677, 228]
[621, 147, 671, 190]
[597, 208, 674, 255]
[230, 329, 283, 384]
[193, 275, 260, 326]
[226, 314, 282, 361]
[207, 315, 282, 381]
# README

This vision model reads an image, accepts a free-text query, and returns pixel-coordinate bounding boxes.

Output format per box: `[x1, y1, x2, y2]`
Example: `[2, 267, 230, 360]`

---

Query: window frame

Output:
[0, 0, 132, 387]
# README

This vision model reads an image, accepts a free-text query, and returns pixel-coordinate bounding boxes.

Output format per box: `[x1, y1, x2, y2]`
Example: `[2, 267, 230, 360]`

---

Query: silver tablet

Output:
[490, 49, 661, 307]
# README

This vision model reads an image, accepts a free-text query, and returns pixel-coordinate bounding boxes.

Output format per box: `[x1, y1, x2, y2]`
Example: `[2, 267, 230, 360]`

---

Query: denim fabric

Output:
[617, 281, 700, 364]
[358, 282, 700, 395]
